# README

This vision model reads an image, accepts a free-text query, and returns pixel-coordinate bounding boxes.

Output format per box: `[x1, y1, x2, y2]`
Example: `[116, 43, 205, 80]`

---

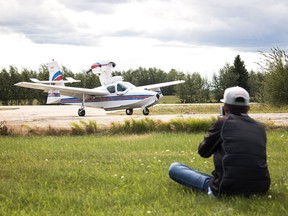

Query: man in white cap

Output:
[168, 86, 270, 197]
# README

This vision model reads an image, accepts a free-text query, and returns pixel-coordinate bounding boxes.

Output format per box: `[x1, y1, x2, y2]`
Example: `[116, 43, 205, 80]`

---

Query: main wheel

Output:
[78, 109, 86, 117]
[143, 108, 149, 116]
[126, 109, 133, 115]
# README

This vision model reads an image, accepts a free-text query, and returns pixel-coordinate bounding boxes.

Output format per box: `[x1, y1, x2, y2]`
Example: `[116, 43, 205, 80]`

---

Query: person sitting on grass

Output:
[168, 86, 270, 197]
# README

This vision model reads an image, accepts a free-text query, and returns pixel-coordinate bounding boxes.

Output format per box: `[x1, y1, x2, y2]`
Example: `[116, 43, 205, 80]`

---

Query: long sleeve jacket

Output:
[198, 114, 270, 196]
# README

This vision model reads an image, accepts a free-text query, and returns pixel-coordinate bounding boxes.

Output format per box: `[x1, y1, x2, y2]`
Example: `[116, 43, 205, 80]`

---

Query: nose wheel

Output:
[78, 108, 86, 117]
[78, 93, 86, 117]
[143, 107, 149, 116]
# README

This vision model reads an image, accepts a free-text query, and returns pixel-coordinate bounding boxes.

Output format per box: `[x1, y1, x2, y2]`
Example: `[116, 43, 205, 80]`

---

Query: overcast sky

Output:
[0, 0, 287, 77]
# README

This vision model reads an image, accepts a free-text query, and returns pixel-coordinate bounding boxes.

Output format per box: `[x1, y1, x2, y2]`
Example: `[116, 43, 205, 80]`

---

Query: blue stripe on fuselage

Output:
[60, 94, 153, 103]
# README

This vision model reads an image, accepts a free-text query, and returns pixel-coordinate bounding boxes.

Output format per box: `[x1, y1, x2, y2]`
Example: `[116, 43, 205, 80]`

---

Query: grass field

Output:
[0, 132, 287, 215]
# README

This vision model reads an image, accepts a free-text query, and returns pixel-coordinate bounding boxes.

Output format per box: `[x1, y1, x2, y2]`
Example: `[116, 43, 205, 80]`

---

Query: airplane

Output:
[15, 61, 185, 117]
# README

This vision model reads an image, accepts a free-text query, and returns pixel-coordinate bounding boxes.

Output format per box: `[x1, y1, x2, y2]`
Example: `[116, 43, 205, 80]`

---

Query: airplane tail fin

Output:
[47, 61, 64, 104]
[48, 61, 64, 85]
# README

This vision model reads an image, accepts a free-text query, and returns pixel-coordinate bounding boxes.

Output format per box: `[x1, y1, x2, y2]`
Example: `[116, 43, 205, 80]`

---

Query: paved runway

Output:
[1, 105, 287, 129]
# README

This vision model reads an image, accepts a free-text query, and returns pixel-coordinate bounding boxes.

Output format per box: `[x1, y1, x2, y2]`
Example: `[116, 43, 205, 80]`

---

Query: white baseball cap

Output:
[220, 86, 250, 106]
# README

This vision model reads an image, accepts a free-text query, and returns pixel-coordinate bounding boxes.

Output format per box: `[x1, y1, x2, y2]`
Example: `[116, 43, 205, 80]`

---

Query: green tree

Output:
[259, 48, 288, 105]
[211, 63, 238, 102]
[8, 66, 22, 104]
[20, 69, 38, 104]
[0, 68, 11, 105]
[36, 64, 49, 104]
[165, 69, 186, 95]
[121, 67, 168, 87]
[82, 73, 101, 88]
[116, 67, 184, 95]
[233, 55, 250, 91]
[248, 70, 265, 102]
[177, 72, 209, 103]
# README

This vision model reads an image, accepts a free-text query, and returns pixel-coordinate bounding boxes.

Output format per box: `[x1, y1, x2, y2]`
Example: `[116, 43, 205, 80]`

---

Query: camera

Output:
[220, 106, 225, 116]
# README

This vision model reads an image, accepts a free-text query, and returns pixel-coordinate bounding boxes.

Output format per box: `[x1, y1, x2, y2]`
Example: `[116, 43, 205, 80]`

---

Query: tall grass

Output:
[0, 132, 287, 215]
[3, 116, 287, 136]
[111, 118, 216, 134]
[3, 118, 217, 136]
[71, 120, 97, 135]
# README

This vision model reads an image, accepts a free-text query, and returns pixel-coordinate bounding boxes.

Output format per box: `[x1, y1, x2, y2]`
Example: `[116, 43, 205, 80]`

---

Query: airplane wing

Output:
[14, 82, 108, 97]
[138, 80, 185, 91]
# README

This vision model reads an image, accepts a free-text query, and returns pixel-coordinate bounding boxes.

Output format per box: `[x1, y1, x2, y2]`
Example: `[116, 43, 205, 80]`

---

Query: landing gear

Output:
[78, 108, 86, 117]
[126, 109, 133, 115]
[143, 107, 150, 116]
[78, 94, 86, 117]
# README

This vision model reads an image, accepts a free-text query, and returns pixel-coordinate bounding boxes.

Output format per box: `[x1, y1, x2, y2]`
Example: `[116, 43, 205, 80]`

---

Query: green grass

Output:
[0, 132, 287, 215]
[110, 103, 288, 115]
[160, 95, 182, 104]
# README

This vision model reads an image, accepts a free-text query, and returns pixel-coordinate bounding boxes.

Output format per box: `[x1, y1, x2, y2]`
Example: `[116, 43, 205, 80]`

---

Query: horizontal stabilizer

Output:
[30, 77, 81, 84]
[65, 77, 81, 83]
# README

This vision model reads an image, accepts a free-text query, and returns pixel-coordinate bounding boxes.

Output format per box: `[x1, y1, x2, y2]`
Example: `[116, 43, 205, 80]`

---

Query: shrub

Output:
[71, 120, 97, 135]
[111, 117, 215, 134]
[0, 120, 8, 135]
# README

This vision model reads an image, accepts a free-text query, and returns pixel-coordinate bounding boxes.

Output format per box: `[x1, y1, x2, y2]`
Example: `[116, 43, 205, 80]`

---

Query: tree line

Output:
[1, 48, 287, 106]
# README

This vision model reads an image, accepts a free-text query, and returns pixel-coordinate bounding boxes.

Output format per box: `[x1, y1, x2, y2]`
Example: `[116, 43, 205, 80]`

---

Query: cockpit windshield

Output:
[107, 82, 135, 94]
[107, 85, 116, 93]
[117, 83, 127, 92]
[116, 82, 135, 92]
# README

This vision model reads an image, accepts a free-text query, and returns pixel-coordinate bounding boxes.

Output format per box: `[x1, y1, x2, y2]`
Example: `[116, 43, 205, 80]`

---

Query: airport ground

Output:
[1, 105, 288, 130]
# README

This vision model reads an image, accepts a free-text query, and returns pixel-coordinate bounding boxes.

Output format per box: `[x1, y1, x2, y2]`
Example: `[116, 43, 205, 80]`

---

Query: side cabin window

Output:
[117, 83, 127, 92]
[107, 85, 115, 93]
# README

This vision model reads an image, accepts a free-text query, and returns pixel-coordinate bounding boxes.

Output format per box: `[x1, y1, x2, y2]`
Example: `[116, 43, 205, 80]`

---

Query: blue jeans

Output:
[168, 162, 212, 192]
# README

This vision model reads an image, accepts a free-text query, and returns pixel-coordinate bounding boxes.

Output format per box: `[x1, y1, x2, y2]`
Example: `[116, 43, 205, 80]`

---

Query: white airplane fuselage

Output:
[59, 85, 160, 111]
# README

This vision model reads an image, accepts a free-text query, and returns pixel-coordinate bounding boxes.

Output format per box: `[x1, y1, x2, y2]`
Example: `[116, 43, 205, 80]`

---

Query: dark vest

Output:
[219, 114, 270, 196]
